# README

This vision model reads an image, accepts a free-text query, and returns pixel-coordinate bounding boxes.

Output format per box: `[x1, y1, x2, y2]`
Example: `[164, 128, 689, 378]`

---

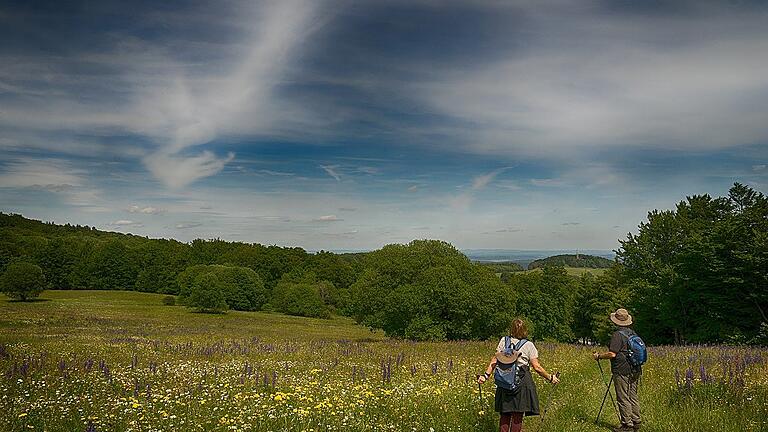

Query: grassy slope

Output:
[1, 291, 766, 432]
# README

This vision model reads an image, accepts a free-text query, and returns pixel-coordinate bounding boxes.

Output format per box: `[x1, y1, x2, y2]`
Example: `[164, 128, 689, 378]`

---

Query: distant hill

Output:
[463, 249, 614, 267]
[477, 261, 524, 273]
[527, 254, 613, 270]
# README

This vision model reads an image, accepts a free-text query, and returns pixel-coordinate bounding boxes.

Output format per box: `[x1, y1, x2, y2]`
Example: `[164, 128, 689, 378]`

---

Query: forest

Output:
[1, 183, 766, 345]
[527, 254, 613, 270]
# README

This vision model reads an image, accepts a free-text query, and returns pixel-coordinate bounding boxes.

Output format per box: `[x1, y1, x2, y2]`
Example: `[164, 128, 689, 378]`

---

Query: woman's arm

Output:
[530, 358, 560, 384]
[477, 356, 498, 383]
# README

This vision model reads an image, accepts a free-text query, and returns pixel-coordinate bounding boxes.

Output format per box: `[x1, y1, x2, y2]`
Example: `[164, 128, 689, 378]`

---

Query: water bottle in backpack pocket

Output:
[494, 337, 529, 393]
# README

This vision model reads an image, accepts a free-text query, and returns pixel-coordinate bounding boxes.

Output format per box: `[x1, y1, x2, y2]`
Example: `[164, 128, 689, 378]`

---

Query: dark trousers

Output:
[613, 372, 641, 427]
[499, 412, 524, 432]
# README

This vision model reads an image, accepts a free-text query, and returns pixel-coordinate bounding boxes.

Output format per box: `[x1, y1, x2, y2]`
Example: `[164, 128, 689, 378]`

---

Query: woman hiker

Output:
[478, 319, 560, 432]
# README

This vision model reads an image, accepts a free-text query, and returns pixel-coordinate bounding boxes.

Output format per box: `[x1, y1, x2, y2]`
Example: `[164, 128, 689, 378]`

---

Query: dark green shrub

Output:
[162, 295, 176, 306]
[271, 279, 330, 319]
[187, 273, 228, 313]
[1, 261, 46, 301]
[176, 265, 267, 311]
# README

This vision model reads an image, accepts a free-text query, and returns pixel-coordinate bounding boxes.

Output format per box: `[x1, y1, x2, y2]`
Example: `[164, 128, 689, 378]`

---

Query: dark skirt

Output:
[494, 365, 540, 416]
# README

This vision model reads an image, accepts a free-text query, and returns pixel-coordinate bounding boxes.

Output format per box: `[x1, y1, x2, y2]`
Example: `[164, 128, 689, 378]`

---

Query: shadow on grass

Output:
[571, 405, 620, 431]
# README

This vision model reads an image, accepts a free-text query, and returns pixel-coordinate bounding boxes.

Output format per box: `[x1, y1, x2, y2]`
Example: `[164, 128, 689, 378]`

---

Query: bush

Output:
[162, 295, 176, 306]
[271, 279, 330, 319]
[0, 261, 46, 301]
[176, 265, 267, 311]
[187, 273, 228, 313]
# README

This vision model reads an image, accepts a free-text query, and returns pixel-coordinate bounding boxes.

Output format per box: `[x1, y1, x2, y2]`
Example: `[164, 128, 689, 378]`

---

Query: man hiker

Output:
[592, 308, 642, 432]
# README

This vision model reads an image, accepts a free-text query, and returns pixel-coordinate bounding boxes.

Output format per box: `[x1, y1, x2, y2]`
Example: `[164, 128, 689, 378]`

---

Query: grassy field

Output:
[1, 291, 766, 432]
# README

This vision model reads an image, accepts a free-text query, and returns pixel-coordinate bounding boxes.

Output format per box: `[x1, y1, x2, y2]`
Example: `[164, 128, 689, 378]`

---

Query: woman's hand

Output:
[550, 373, 560, 385]
[477, 372, 489, 384]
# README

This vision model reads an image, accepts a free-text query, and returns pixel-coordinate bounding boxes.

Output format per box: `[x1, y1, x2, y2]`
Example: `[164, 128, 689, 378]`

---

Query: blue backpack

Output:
[620, 329, 647, 369]
[494, 337, 528, 392]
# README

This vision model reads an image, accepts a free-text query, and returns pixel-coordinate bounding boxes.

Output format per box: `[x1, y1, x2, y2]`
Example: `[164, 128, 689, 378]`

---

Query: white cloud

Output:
[175, 222, 203, 229]
[127, 205, 164, 215]
[320, 165, 342, 181]
[257, 169, 295, 176]
[0, 158, 102, 207]
[0, 0, 321, 189]
[314, 214, 342, 222]
[754, 165, 767, 172]
[143, 151, 235, 189]
[109, 220, 143, 227]
[472, 167, 512, 190]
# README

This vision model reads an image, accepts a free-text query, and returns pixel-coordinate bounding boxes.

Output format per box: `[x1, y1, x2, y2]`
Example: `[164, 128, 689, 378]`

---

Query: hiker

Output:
[478, 318, 560, 432]
[593, 308, 642, 432]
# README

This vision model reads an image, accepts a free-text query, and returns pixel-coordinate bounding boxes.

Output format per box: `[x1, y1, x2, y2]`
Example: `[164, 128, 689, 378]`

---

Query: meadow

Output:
[1, 291, 766, 432]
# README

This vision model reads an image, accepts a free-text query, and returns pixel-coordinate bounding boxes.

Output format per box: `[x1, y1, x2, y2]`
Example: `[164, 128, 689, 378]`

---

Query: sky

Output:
[1, 0, 767, 251]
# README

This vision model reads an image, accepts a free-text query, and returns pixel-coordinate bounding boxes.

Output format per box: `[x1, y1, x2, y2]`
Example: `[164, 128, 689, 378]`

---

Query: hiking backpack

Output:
[494, 337, 529, 392]
[620, 329, 648, 369]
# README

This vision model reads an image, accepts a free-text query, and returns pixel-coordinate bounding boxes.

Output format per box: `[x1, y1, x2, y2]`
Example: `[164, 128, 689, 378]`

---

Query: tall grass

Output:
[1, 291, 766, 431]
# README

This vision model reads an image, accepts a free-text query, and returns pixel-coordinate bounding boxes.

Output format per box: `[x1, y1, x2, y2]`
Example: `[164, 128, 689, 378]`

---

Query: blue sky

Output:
[1, 0, 767, 250]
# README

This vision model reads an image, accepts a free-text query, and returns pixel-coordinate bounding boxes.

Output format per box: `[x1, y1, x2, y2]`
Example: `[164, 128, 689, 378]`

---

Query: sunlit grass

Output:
[1, 291, 766, 431]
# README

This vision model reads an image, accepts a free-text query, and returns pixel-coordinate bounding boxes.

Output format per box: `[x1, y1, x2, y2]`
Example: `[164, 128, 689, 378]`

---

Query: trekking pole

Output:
[536, 371, 560, 431]
[595, 360, 620, 423]
[595, 373, 613, 424]
[475, 375, 483, 405]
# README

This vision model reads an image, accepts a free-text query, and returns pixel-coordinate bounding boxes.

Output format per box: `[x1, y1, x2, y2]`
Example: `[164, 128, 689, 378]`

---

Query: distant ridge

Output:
[527, 253, 614, 270]
[463, 249, 614, 267]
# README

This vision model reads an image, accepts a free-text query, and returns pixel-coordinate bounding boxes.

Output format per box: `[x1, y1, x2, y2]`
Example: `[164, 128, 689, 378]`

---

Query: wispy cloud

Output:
[451, 167, 512, 210]
[143, 151, 235, 189]
[472, 167, 513, 190]
[0, 158, 102, 207]
[320, 165, 342, 181]
[109, 220, 144, 228]
[314, 214, 342, 222]
[127, 205, 164, 215]
[175, 222, 203, 229]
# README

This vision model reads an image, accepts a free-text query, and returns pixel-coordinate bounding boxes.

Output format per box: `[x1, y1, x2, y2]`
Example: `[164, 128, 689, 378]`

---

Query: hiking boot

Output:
[632, 422, 642, 430]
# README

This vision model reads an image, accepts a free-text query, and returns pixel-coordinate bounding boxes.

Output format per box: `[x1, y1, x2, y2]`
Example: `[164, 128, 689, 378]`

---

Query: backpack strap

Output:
[504, 336, 512, 352]
[513, 338, 528, 351]
[618, 329, 634, 352]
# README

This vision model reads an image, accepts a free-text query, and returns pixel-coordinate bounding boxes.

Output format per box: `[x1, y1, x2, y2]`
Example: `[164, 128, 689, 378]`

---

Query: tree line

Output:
[1, 183, 765, 345]
[527, 254, 613, 270]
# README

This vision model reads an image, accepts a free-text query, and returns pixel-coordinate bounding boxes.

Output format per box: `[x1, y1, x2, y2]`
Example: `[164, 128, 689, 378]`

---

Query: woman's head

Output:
[508, 319, 528, 339]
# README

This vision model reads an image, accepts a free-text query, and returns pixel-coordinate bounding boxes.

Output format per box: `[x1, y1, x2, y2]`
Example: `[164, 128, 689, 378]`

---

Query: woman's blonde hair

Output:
[508, 319, 528, 339]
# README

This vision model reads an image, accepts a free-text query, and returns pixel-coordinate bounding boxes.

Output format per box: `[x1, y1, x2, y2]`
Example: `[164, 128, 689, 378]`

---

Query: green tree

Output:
[507, 266, 577, 342]
[187, 273, 228, 313]
[618, 183, 768, 344]
[270, 273, 330, 319]
[1, 261, 46, 301]
[349, 240, 512, 341]
[572, 266, 630, 344]
[176, 264, 267, 311]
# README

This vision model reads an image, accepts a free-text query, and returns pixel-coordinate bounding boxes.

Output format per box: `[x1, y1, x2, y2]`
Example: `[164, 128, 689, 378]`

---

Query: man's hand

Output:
[592, 352, 600, 361]
[477, 373, 488, 384]
[551, 373, 560, 385]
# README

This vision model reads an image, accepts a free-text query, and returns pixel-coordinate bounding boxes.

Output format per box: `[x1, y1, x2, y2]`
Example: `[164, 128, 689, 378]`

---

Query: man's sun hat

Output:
[610, 308, 633, 326]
